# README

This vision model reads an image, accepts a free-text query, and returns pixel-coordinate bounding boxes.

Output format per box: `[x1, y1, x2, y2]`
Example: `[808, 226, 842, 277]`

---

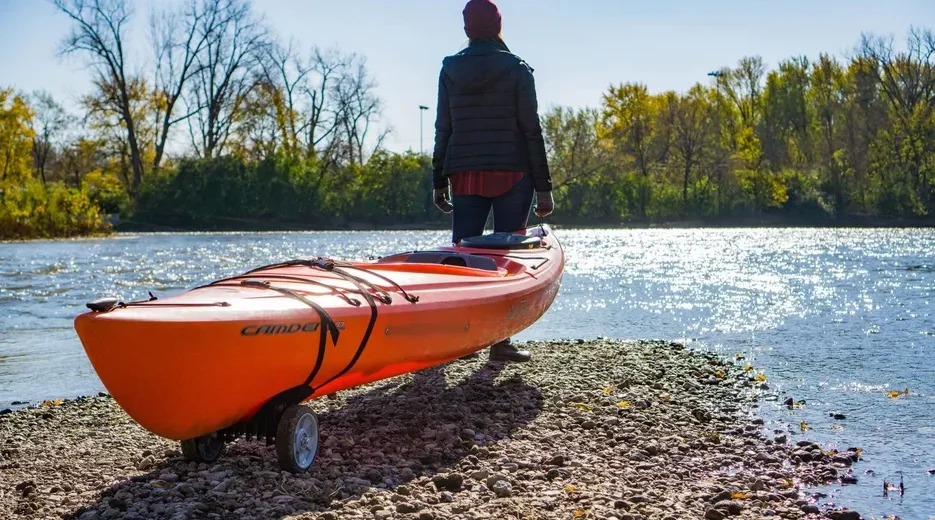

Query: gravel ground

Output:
[1, 339, 865, 520]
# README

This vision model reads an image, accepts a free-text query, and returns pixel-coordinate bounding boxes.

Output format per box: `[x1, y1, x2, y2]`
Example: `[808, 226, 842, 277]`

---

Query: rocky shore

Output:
[1, 339, 864, 520]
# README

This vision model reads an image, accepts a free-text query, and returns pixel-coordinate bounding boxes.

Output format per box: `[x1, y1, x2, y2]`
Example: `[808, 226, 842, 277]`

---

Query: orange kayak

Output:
[74, 225, 563, 471]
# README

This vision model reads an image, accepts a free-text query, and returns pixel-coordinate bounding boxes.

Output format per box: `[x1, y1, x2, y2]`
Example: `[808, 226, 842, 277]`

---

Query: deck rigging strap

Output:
[206, 257, 399, 400]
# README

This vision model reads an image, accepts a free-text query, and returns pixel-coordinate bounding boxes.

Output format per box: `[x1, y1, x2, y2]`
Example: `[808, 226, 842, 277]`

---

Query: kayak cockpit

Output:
[373, 250, 529, 277]
[403, 251, 498, 271]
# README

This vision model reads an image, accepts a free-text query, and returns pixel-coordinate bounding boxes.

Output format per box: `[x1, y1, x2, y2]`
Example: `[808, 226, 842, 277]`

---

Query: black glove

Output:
[534, 191, 554, 217]
[433, 188, 453, 213]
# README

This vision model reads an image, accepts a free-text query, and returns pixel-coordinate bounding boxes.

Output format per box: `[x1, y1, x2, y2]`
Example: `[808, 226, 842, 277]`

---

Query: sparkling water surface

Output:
[1, 228, 933, 518]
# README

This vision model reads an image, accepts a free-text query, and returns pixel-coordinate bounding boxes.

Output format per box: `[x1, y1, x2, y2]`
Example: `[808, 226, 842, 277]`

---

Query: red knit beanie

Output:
[463, 0, 502, 40]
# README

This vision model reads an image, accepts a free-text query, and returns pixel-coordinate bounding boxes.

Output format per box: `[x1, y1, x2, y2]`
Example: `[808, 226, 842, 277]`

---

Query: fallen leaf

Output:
[617, 401, 630, 408]
[778, 479, 794, 489]
[573, 510, 585, 518]
[564, 484, 577, 493]
[800, 421, 809, 432]
[887, 388, 910, 399]
[744, 364, 753, 372]
[573, 403, 592, 411]
[754, 373, 767, 382]
[715, 370, 726, 379]
[731, 491, 747, 500]
[602, 386, 613, 395]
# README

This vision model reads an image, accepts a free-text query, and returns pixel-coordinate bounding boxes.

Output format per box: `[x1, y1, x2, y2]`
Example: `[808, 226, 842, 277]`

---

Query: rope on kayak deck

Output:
[202, 257, 391, 394]
[192, 273, 362, 306]
[238, 257, 419, 304]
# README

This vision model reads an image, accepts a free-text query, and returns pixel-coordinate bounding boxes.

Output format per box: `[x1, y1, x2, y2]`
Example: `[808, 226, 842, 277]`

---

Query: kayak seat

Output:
[459, 232, 542, 250]
[403, 251, 499, 272]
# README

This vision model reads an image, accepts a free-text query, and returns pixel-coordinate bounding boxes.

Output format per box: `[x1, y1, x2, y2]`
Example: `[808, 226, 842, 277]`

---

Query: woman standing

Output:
[431, 0, 554, 363]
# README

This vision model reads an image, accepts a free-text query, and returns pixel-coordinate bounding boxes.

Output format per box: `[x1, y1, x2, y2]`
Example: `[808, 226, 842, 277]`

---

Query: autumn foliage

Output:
[1, 0, 933, 237]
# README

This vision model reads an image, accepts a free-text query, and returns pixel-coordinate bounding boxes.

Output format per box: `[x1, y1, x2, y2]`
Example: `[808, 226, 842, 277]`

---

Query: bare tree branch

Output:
[52, 0, 146, 194]
[185, 0, 269, 159]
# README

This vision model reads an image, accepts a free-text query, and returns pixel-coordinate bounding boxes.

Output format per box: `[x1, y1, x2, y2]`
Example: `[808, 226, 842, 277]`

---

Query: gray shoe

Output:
[488, 339, 530, 362]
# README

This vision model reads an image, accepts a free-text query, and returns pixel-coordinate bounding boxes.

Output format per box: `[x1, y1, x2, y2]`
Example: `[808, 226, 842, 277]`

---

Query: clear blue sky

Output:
[1, 0, 931, 155]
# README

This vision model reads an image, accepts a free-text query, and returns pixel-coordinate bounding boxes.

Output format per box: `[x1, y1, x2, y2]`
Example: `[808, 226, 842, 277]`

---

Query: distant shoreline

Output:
[113, 213, 935, 232]
[3, 215, 934, 244]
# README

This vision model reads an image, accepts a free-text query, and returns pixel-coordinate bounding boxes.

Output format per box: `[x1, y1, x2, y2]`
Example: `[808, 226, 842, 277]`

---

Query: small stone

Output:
[833, 455, 854, 466]
[491, 480, 512, 498]
[709, 490, 732, 503]
[714, 500, 743, 515]
[485, 474, 509, 489]
[827, 510, 861, 520]
[396, 503, 419, 514]
[831, 412, 846, 420]
[432, 473, 463, 492]
[752, 479, 766, 491]
[801, 504, 820, 514]
[366, 468, 382, 483]
[418, 513, 435, 520]
[439, 492, 453, 503]
[704, 509, 726, 520]
[136, 456, 155, 471]
[755, 452, 777, 463]
[470, 469, 489, 480]
[159, 473, 179, 483]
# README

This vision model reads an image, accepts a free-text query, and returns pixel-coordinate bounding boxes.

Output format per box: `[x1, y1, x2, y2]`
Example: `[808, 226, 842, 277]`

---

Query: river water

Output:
[1, 228, 933, 518]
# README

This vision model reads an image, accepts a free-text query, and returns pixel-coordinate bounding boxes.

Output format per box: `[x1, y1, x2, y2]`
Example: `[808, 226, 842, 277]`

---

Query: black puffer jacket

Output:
[432, 39, 552, 193]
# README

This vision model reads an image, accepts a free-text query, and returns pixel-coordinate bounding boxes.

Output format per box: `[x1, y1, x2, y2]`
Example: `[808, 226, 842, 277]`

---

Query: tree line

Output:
[0, 0, 932, 239]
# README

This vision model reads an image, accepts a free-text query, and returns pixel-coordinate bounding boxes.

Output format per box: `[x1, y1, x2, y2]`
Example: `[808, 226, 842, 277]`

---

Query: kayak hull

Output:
[74, 226, 564, 441]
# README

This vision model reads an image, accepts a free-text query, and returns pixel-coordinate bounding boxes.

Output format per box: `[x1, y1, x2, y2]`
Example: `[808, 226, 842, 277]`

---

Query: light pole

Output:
[419, 105, 429, 155]
[707, 69, 723, 216]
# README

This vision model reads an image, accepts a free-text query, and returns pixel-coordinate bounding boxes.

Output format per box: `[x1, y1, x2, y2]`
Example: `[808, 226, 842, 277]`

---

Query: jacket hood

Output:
[442, 40, 523, 92]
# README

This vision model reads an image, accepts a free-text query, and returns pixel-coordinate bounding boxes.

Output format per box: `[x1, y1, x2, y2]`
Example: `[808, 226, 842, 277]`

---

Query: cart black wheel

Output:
[180, 432, 225, 463]
[275, 403, 319, 473]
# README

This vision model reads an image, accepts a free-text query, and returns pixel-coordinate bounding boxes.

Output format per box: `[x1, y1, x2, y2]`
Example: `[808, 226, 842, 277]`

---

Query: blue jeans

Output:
[451, 173, 534, 243]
